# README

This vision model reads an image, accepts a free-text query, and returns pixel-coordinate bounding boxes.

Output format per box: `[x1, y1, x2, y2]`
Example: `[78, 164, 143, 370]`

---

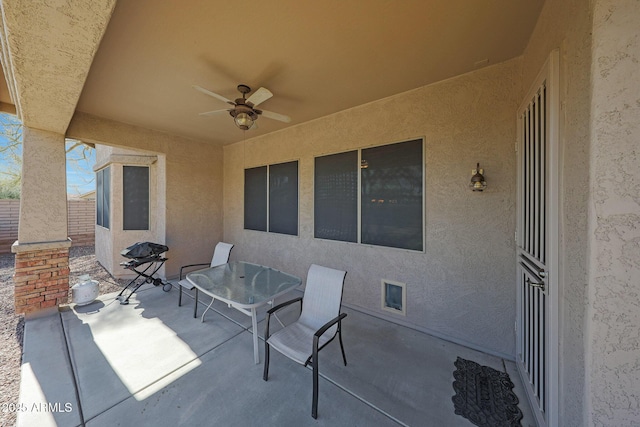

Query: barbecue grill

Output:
[117, 242, 172, 304]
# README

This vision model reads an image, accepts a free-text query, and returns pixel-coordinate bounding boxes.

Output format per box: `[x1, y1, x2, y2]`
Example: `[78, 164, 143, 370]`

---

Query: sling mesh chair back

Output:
[177, 242, 234, 314]
[263, 264, 347, 419]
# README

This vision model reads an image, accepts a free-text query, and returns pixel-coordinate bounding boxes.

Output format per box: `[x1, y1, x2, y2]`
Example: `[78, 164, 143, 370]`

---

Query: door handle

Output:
[519, 255, 547, 278]
[526, 277, 546, 292]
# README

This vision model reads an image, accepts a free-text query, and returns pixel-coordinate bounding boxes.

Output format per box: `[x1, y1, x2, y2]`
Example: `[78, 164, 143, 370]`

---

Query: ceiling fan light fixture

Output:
[195, 84, 290, 131]
[234, 112, 254, 130]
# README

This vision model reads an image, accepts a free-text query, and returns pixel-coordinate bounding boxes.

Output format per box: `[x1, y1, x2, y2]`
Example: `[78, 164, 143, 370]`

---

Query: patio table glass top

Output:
[186, 261, 302, 307]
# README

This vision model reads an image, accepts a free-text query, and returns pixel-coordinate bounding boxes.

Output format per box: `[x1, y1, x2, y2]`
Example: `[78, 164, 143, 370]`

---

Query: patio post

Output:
[12, 127, 71, 316]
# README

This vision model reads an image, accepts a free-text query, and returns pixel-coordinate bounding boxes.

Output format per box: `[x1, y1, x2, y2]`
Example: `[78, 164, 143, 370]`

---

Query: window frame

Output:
[96, 166, 110, 229]
[244, 166, 268, 232]
[268, 161, 299, 236]
[244, 160, 299, 236]
[313, 138, 425, 252]
[122, 165, 150, 231]
[313, 150, 359, 243]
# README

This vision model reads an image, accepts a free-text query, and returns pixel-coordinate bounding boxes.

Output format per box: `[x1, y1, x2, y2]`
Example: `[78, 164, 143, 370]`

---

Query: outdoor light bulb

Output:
[470, 163, 487, 191]
[234, 112, 254, 130]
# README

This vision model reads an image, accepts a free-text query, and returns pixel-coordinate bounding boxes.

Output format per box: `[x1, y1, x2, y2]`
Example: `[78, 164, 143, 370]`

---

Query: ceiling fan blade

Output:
[199, 109, 230, 116]
[246, 87, 273, 107]
[193, 85, 235, 105]
[259, 109, 291, 123]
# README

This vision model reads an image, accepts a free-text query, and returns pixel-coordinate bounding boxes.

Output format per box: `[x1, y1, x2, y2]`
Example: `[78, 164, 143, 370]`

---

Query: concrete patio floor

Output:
[17, 284, 537, 426]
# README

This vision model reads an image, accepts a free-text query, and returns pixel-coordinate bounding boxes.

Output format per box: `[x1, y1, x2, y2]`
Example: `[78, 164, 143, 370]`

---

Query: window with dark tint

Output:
[97, 168, 102, 225]
[312, 138, 424, 251]
[314, 151, 358, 242]
[361, 139, 423, 251]
[123, 166, 150, 230]
[269, 161, 298, 235]
[96, 166, 110, 229]
[244, 166, 268, 231]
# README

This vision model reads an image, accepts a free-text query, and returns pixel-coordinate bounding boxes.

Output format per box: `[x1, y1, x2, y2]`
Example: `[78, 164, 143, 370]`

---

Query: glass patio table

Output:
[186, 261, 302, 364]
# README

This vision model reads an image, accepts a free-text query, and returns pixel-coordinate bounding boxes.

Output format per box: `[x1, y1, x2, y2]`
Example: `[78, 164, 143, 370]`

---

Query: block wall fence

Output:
[0, 199, 95, 253]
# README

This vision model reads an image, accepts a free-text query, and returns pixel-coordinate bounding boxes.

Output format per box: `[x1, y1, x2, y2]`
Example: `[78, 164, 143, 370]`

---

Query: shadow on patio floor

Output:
[17, 285, 537, 427]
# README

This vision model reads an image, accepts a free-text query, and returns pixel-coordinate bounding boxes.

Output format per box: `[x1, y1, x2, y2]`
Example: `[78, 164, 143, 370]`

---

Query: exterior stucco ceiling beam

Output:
[0, 0, 116, 134]
[67, 111, 209, 153]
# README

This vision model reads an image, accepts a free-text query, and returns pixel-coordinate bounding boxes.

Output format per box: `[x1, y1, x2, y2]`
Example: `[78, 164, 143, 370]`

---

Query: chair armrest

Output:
[314, 312, 347, 338]
[265, 297, 303, 341]
[179, 263, 210, 280]
[311, 313, 348, 362]
[267, 296, 303, 315]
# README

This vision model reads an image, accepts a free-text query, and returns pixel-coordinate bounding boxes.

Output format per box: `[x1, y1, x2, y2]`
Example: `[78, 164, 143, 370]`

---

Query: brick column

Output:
[13, 242, 71, 315]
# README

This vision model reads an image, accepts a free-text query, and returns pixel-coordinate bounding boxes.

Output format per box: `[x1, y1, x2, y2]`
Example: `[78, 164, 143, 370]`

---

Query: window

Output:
[361, 139, 423, 251]
[96, 166, 110, 229]
[244, 161, 298, 235]
[314, 151, 358, 242]
[314, 138, 423, 251]
[123, 166, 149, 230]
[269, 161, 299, 235]
[244, 166, 268, 231]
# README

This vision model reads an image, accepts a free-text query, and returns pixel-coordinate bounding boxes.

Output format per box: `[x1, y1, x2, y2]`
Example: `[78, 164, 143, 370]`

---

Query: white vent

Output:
[381, 279, 406, 316]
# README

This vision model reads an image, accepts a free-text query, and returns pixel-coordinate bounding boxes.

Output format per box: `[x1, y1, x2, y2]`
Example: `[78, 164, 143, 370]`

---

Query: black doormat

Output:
[452, 357, 523, 427]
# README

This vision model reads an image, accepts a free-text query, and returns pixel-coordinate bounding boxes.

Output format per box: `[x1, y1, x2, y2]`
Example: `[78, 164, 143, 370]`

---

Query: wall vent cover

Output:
[381, 279, 406, 316]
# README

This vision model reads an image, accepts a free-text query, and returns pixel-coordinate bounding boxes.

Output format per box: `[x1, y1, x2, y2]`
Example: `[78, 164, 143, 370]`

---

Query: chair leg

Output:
[312, 335, 320, 419]
[263, 342, 270, 381]
[338, 327, 347, 366]
[312, 358, 319, 419]
[178, 285, 183, 306]
[193, 288, 198, 318]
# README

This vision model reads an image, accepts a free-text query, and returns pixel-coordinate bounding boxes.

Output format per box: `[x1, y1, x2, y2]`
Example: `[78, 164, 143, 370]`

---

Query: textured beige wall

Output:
[18, 127, 68, 243]
[522, 0, 640, 425]
[95, 145, 115, 274]
[520, 0, 593, 424]
[94, 146, 162, 279]
[69, 114, 223, 278]
[0, 0, 116, 134]
[224, 59, 522, 357]
[587, 0, 640, 425]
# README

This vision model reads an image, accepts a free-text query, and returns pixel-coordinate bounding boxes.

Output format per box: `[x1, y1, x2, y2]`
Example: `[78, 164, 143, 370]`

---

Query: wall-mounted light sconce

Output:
[469, 163, 487, 191]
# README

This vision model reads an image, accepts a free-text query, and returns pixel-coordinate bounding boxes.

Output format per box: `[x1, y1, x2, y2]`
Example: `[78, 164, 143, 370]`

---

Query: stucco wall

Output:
[520, 0, 593, 424]
[94, 144, 113, 274]
[223, 59, 522, 358]
[68, 114, 223, 278]
[18, 127, 68, 243]
[94, 145, 163, 279]
[587, 1, 640, 425]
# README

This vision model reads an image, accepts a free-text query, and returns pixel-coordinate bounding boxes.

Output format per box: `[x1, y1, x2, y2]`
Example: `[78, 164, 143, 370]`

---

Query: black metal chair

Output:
[263, 264, 347, 419]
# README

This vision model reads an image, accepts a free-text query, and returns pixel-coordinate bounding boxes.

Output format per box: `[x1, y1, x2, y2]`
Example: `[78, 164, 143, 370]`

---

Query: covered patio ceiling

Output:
[0, 0, 544, 146]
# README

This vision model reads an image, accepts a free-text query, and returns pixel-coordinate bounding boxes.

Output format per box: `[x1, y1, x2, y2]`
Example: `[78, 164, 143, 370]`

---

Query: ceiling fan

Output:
[194, 84, 291, 130]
